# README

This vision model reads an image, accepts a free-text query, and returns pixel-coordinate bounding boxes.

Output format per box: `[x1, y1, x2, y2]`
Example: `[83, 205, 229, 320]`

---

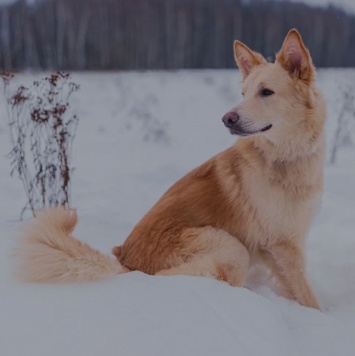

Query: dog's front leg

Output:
[263, 240, 320, 310]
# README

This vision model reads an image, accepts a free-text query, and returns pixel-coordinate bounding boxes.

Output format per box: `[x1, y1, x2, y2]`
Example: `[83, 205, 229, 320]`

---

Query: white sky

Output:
[0, 0, 354, 14]
[284, 0, 355, 14]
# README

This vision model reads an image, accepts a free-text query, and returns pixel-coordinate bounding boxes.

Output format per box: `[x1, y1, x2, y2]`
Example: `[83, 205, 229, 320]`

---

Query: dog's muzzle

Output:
[222, 111, 272, 136]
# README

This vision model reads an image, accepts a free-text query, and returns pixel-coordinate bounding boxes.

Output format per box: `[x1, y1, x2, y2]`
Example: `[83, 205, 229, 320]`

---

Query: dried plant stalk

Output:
[1, 71, 80, 218]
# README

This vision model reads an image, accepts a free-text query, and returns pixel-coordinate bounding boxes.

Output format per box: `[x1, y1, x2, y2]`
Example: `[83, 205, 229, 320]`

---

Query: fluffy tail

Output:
[15, 207, 128, 283]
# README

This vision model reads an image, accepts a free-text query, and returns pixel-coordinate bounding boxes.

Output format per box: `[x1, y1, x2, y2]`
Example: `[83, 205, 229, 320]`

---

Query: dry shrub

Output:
[329, 82, 355, 164]
[1, 71, 80, 218]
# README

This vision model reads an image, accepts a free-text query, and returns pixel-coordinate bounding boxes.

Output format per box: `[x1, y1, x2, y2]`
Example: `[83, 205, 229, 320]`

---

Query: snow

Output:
[0, 69, 354, 355]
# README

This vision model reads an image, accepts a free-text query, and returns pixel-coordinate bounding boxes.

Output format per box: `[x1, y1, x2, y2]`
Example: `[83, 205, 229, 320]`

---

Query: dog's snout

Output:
[222, 112, 239, 127]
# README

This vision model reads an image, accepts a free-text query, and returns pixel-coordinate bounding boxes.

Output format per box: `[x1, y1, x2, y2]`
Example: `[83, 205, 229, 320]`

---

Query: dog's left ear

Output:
[276, 29, 315, 85]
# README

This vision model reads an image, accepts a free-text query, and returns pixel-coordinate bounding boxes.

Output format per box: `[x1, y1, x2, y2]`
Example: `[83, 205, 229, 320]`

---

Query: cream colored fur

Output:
[16, 208, 127, 283]
[16, 29, 326, 310]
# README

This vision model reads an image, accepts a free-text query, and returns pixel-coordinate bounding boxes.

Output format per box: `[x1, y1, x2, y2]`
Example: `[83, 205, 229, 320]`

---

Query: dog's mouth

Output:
[227, 123, 272, 136]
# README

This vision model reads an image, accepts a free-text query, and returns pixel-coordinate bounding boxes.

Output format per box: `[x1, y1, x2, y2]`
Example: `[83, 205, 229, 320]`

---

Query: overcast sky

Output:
[282, 0, 355, 13]
[0, 0, 354, 14]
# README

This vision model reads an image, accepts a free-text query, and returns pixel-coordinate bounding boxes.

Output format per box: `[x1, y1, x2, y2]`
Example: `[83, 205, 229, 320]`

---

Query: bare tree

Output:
[1, 0, 355, 70]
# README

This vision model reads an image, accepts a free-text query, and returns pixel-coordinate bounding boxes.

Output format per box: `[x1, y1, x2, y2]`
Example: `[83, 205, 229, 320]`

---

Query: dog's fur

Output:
[16, 29, 326, 310]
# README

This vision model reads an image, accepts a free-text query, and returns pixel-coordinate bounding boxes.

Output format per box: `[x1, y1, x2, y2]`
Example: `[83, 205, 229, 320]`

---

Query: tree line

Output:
[0, 0, 354, 70]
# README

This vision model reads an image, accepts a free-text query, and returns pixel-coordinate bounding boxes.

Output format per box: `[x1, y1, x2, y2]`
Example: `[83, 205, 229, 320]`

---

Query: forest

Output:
[0, 0, 354, 70]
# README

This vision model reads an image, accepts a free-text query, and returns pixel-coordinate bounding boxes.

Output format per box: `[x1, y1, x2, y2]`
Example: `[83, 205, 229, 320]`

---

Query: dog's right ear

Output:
[234, 41, 266, 80]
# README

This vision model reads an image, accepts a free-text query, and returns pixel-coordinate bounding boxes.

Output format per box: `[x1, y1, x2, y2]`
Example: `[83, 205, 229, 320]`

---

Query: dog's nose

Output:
[222, 111, 240, 127]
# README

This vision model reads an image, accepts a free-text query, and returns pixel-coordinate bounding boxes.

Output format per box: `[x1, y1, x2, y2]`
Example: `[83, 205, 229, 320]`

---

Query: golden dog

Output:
[17, 29, 326, 310]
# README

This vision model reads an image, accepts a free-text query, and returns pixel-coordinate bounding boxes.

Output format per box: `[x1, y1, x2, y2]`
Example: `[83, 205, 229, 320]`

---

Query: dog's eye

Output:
[261, 88, 274, 96]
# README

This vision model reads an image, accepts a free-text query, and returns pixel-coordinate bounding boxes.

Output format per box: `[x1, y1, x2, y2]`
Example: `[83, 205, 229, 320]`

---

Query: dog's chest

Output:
[243, 164, 320, 239]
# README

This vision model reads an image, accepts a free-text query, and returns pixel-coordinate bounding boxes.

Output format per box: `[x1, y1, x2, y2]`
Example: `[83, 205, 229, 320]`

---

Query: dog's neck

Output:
[234, 124, 326, 198]
[248, 131, 325, 163]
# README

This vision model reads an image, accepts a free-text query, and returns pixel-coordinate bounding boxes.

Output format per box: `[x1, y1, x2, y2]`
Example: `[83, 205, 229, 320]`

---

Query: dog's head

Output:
[223, 29, 319, 141]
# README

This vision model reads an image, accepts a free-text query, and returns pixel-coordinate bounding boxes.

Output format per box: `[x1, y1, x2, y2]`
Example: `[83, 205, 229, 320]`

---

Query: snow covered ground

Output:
[0, 69, 354, 355]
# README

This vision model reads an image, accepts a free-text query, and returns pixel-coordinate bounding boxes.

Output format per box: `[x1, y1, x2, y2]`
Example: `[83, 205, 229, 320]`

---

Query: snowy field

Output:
[0, 69, 354, 355]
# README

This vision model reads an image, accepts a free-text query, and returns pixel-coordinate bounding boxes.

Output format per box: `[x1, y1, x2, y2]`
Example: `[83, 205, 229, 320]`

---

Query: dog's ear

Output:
[276, 29, 315, 84]
[234, 41, 266, 80]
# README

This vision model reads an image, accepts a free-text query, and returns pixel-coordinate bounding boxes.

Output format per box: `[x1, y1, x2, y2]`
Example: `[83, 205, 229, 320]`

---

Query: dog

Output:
[16, 29, 326, 310]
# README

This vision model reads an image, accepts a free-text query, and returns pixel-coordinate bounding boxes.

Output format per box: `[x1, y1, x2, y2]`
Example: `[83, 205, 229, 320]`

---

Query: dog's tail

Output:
[15, 207, 128, 283]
